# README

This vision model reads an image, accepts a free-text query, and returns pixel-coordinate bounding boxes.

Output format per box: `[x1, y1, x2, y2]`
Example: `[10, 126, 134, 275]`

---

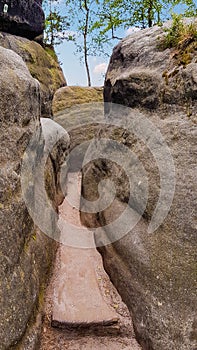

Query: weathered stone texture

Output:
[0, 0, 44, 40]
[0, 46, 69, 349]
[0, 32, 66, 118]
[82, 21, 197, 350]
[53, 86, 103, 115]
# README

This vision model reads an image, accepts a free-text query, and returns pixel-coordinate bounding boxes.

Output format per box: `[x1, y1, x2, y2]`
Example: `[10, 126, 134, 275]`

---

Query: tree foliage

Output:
[43, 0, 197, 85]
[64, 0, 110, 86]
[43, 0, 70, 46]
[94, 0, 197, 39]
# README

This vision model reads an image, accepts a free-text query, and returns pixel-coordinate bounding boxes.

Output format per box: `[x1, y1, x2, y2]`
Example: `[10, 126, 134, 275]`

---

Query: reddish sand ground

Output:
[40, 172, 141, 350]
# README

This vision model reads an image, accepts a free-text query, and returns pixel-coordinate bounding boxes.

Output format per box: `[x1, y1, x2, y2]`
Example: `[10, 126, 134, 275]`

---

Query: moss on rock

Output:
[0, 32, 66, 117]
[52, 86, 103, 115]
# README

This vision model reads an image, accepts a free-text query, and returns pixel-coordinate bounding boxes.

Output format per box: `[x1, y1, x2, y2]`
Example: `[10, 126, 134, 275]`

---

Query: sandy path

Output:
[39, 172, 141, 350]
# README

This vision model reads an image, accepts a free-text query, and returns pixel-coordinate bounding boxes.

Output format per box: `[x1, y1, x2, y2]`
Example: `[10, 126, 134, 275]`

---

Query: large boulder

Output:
[53, 86, 104, 171]
[104, 19, 197, 116]
[53, 86, 103, 115]
[0, 32, 66, 118]
[0, 0, 44, 40]
[0, 46, 69, 349]
[81, 22, 197, 350]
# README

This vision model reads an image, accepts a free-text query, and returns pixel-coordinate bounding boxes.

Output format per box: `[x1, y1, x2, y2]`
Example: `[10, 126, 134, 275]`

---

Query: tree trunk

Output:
[84, 45, 91, 86]
[148, 0, 153, 27]
[49, 0, 54, 46]
[84, 0, 91, 86]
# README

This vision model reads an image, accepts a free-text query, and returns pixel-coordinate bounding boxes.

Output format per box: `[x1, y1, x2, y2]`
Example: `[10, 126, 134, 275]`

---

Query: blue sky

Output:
[56, 33, 120, 86]
[56, 41, 111, 86]
[46, 1, 197, 87]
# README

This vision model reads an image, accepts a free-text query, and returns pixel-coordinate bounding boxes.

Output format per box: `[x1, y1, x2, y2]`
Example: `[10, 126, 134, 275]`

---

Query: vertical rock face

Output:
[0, 46, 69, 349]
[0, 0, 44, 40]
[81, 23, 197, 350]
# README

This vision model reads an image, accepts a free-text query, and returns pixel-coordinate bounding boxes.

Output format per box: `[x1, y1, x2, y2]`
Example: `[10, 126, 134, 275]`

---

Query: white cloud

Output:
[125, 27, 141, 36]
[93, 62, 108, 74]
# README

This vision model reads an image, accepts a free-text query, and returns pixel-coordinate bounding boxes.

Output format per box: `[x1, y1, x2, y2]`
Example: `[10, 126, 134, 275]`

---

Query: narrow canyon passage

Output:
[40, 172, 141, 350]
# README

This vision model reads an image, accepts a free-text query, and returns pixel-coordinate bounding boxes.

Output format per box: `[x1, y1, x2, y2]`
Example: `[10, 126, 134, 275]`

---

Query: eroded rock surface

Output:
[53, 86, 104, 172]
[53, 86, 103, 115]
[104, 19, 197, 116]
[0, 46, 69, 349]
[0, 0, 44, 40]
[0, 32, 66, 118]
[82, 22, 197, 350]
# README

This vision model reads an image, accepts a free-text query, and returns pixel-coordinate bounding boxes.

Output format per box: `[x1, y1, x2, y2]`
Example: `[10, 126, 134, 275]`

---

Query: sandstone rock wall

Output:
[0, 0, 44, 40]
[0, 32, 66, 118]
[53, 86, 103, 115]
[53, 86, 104, 172]
[0, 46, 69, 349]
[104, 19, 197, 117]
[81, 22, 197, 350]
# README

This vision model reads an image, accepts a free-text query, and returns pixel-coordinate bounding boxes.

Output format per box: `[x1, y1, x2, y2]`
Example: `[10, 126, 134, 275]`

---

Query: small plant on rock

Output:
[161, 14, 197, 50]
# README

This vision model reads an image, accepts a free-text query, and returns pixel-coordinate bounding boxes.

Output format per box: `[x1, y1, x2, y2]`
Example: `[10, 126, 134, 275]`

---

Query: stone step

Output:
[52, 244, 119, 329]
[52, 172, 119, 330]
